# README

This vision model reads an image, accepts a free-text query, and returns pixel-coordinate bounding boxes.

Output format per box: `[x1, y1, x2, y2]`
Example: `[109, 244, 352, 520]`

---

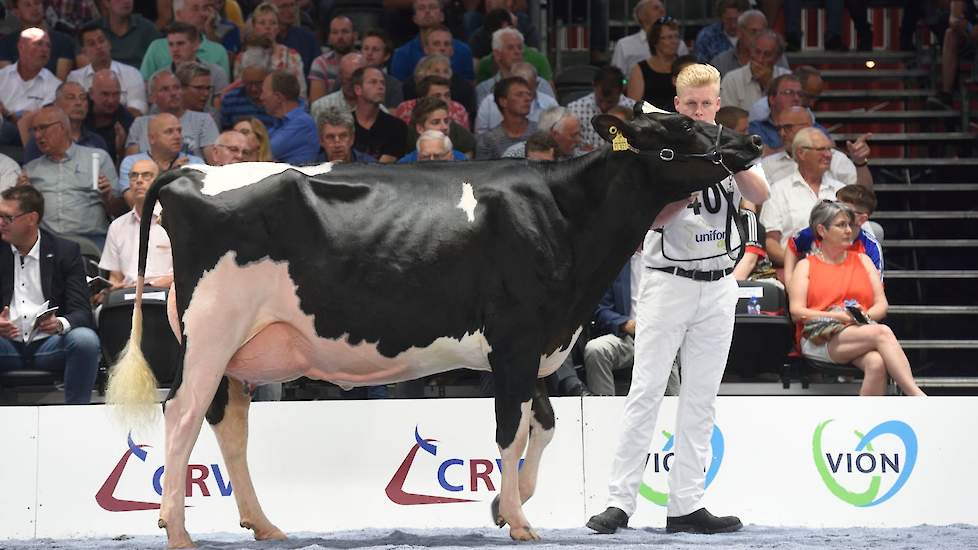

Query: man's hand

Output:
[15, 170, 30, 187]
[38, 314, 61, 334]
[114, 122, 127, 154]
[750, 60, 774, 90]
[0, 306, 20, 340]
[97, 174, 113, 201]
[845, 132, 872, 165]
[620, 319, 636, 337]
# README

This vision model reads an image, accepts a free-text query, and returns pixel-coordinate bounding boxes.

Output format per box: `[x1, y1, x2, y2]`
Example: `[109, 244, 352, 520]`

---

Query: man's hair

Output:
[675, 63, 720, 94]
[492, 27, 523, 51]
[767, 73, 800, 97]
[268, 70, 300, 101]
[318, 108, 355, 133]
[794, 65, 822, 87]
[737, 9, 766, 28]
[790, 126, 824, 156]
[411, 96, 449, 128]
[175, 61, 212, 86]
[1, 185, 44, 221]
[165, 21, 200, 43]
[633, 0, 660, 23]
[78, 21, 107, 45]
[416, 129, 452, 153]
[715, 106, 747, 129]
[55, 80, 85, 99]
[484, 9, 512, 35]
[646, 18, 679, 56]
[593, 65, 625, 95]
[413, 54, 452, 84]
[417, 75, 451, 97]
[493, 76, 529, 111]
[149, 69, 178, 95]
[363, 28, 393, 55]
[537, 106, 572, 133]
[238, 43, 274, 72]
[836, 185, 878, 214]
[425, 24, 452, 39]
[670, 54, 699, 80]
[509, 61, 538, 83]
[753, 29, 784, 55]
[525, 130, 557, 156]
[714, 0, 749, 17]
[351, 66, 371, 89]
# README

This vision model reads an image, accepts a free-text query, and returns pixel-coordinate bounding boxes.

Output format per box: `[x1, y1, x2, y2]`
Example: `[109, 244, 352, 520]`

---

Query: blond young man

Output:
[588, 63, 769, 535]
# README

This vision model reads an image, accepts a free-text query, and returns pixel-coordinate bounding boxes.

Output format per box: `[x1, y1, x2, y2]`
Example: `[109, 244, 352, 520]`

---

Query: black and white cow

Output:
[107, 104, 762, 548]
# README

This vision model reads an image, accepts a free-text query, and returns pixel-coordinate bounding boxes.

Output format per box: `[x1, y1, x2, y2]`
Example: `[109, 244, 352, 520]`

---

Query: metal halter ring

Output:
[659, 149, 675, 161]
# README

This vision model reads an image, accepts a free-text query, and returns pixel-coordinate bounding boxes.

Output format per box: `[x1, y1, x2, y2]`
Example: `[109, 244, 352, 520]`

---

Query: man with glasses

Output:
[316, 109, 376, 164]
[719, 29, 789, 111]
[211, 130, 250, 165]
[18, 105, 122, 249]
[760, 106, 872, 191]
[20, 81, 109, 164]
[175, 61, 217, 121]
[709, 10, 789, 77]
[760, 127, 846, 267]
[218, 51, 275, 129]
[119, 112, 204, 188]
[746, 74, 802, 151]
[0, 185, 101, 404]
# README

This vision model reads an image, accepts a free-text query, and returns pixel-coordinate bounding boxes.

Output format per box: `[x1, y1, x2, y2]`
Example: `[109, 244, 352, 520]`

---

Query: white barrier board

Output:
[0, 407, 39, 539]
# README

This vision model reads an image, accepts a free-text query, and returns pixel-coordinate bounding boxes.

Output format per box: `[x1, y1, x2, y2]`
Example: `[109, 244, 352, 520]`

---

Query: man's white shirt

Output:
[719, 64, 790, 111]
[761, 149, 858, 190]
[67, 61, 148, 114]
[99, 209, 173, 285]
[0, 63, 60, 114]
[759, 167, 846, 245]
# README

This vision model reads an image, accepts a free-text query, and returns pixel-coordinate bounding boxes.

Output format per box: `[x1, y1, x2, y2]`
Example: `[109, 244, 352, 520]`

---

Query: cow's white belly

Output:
[181, 253, 572, 389]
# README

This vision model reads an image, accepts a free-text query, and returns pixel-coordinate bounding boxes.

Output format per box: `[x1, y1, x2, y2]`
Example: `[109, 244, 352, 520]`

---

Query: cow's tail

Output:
[106, 172, 180, 429]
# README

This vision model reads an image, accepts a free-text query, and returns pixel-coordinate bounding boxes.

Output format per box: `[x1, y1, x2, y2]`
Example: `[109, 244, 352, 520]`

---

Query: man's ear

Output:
[592, 114, 638, 147]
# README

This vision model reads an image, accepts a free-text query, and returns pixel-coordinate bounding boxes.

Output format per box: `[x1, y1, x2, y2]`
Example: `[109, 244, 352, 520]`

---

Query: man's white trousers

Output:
[605, 268, 738, 518]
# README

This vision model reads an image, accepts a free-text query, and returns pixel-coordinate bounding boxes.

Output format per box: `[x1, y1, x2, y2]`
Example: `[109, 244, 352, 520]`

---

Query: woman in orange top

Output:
[788, 201, 925, 396]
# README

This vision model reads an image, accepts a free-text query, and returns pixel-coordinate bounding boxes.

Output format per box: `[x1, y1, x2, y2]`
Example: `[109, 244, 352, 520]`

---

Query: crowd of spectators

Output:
[0, 0, 948, 403]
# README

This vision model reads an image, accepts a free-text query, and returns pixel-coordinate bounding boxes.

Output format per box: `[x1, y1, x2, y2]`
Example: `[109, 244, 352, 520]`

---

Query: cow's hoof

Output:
[490, 495, 507, 527]
[241, 520, 287, 541]
[509, 526, 540, 541]
[158, 518, 167, 529]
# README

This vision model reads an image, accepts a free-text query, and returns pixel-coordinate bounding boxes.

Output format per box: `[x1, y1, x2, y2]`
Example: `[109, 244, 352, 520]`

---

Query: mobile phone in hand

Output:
[846, 305, 869, 325]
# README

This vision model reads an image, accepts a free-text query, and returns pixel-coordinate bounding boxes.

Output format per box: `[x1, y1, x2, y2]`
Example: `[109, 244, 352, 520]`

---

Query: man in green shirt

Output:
[96, 0, 161, 69]
[139, 0, 230, 80]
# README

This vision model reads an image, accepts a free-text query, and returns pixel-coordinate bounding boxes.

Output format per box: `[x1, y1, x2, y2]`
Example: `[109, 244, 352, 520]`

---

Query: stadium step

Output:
[833, 132, 976, 144]
[872, 211, 978, 219]
[885, 270, 978, 278]
[873, 183, 978, 191]
[900, 340, 978, 349]
[888, 305, 978, 314]
[786, 50, 916, 65]
[820, 69, 929, 80]
[817, 89, 933, 101]
[884, 239, 978, 247]
[815, 110, 960, 122]
[870, 158, 978, 167]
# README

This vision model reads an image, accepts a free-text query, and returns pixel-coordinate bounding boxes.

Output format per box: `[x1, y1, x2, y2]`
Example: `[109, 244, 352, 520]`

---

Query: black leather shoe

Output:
[666, 508, 742, 534]
[586, 506, 628, 534]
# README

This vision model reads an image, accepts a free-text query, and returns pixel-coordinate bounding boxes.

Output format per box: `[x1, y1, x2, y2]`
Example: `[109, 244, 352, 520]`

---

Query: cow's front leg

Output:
[209, 377, 286, 542]
[518, 380, 555, 503]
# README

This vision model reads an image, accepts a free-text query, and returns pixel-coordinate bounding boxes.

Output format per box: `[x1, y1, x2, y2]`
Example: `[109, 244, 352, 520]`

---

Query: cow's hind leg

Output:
[209, 377, 286, 542]
[489, 345, 542, 541]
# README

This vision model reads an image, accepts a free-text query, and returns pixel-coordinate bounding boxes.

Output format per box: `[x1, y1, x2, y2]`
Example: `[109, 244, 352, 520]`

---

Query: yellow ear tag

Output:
[609, 126, 630, 151]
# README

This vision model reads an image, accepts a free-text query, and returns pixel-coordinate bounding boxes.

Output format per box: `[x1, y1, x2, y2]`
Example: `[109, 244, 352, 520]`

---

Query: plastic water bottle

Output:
[746, 296, 761, 315]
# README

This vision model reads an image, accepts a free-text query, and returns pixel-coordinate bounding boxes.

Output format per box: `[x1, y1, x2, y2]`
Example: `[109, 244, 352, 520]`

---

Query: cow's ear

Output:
[592, 114, 638, 148]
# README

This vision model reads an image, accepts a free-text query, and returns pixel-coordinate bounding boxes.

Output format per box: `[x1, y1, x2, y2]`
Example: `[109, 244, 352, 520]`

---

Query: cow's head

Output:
[591, 101, 762, 189]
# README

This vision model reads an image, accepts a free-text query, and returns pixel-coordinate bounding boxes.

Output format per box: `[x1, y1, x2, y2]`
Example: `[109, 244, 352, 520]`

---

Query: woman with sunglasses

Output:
[626, 17, 681, 111]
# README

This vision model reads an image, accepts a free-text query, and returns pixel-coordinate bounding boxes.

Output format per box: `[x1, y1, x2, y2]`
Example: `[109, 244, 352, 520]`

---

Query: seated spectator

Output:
[715, 105, 748, 134]
[475, 62, 556, 133]
[612, 0, 689, 74]
[95, 0, 162, 69]
[156, 22, 230, 104]
[390, 0, 475, 83]
[760, 106, 872, 190]
[502, 106, 583, 159]
[747, 74, 802, 152]
[719, 29, 790, 111]
[0, 152, 19, 191]
[360, 29, 404, 109]
[308, 15, 357, 102]
[411, 130, 456, 162]
[568, 66, 635, 150]
[524, 130, 557, 160]
[203, 0, 242, 54]
[68, 23, 147, 116]
[760, 127, 846, 267]
[83, 70, 135, 166]
[0, 1, 76, 80]
[0, 28, 60, 146]
[20, 82, 109, 164]
[218, 48, 276, 129]
[787, 200, 925, 396]
[709, 9, 790, 77]
[233, 117, 273, 161]
[261, 70, 317, 163]
[126, 70, 220, 164]
[475, 76, 536, 159]
[19, 106, 121, 248]
[269, 0, 319, 78]
[317, 109, 376, 163]
[474, 28, 554, 106]
[748, 66, 821, 125]
[211, 129, 250, 165]
[350, 67, 408, 163]
[234, 4, 305, 98]
[394, 75, 471, 132]
[475, 24, 552, 85]
[120, 113, 205, 185]
[140, 2, 231, 82]
[468, 1, 541, 58]
[694, 0, 748, 63]
[785, 185, 882, 283]
[626, 16, 681, 111]
[310, 52, 365, 124]
[402, 54, 477, 122]
[930, 0, 978, 108]
[176, 61, 219, 121]
[100, 159, 173, 290]
[401, 96, 473, 161]
[0, 185, 101, 404]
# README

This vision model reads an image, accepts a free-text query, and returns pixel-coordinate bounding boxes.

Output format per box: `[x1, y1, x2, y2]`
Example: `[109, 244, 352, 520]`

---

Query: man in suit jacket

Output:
[0, 185, 100, 404]
[584, 250, 680, 396]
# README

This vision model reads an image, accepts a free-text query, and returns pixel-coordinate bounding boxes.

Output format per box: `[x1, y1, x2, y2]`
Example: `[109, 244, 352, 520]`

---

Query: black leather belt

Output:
[652, 266, 734, 282]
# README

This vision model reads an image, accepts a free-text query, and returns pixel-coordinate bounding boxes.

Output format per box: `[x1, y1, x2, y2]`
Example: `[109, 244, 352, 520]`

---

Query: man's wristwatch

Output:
[853, 159, 869, 167]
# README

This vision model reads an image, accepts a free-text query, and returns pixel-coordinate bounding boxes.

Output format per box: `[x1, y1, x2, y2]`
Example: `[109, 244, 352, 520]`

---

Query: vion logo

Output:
[96, 433, 232, 512]
[386, 427, 522, 505]
[639, 426, 725, 506]
[812, 419, 917, 507]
